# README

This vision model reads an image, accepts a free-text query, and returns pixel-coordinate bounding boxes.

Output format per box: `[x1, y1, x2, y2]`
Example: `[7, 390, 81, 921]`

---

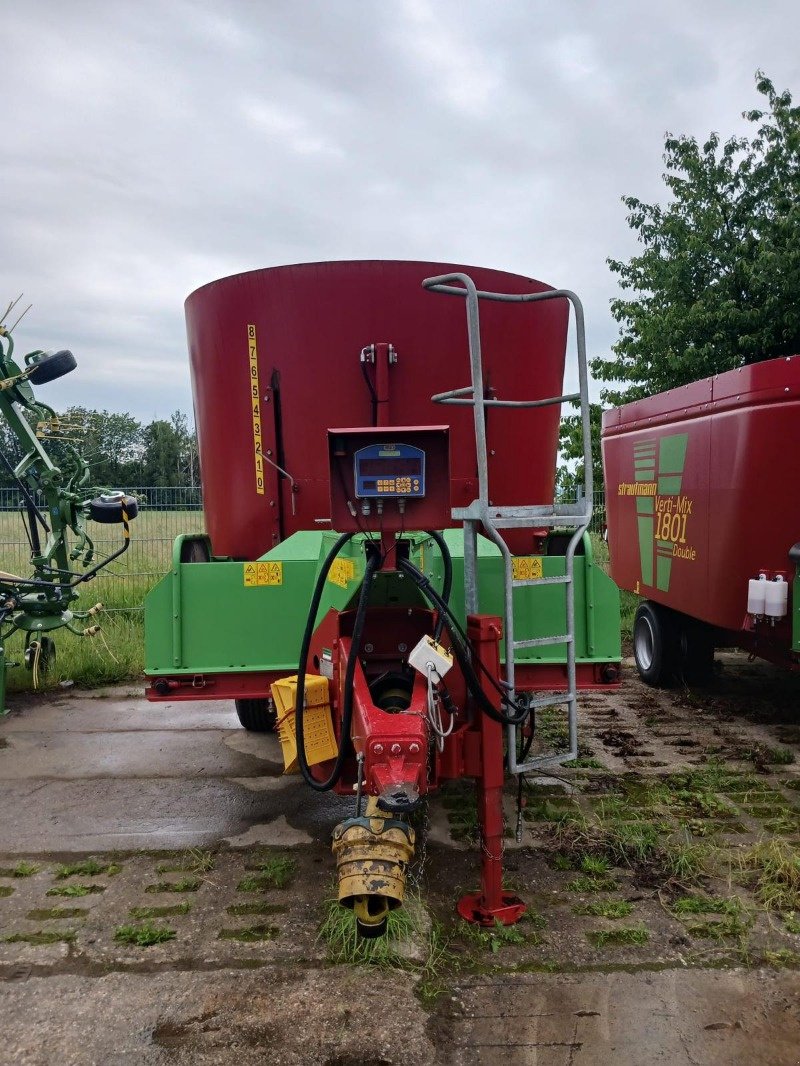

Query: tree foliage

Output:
[557, 402, 604, 498]
[593, 72, 800, 404]
[0, 405, 198, 490]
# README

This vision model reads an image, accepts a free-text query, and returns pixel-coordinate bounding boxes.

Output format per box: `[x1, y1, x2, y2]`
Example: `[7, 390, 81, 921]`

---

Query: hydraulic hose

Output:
[424, 529, 452, 642]
[296, 533, 380, 791]
[398, 557, 529, 726]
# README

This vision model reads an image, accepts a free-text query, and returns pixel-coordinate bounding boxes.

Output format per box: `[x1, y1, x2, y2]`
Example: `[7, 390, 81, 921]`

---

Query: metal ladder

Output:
[422, 272, 593, 773]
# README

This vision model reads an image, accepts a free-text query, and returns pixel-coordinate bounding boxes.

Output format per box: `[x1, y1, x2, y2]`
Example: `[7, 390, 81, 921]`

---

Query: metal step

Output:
[524, 693, 575, 710]
[512, 575, 571, 588]
[453, 502, 589, 524]
[513, 634, 572, 649]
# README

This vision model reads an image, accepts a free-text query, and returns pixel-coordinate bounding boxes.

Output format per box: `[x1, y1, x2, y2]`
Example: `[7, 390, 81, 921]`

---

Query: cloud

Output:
[2, 0, 798, 421]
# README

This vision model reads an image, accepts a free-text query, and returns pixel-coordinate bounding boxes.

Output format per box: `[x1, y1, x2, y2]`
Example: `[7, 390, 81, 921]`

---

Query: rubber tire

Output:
[25, 636, 56, 674]
[633, 601, 678, 687]
[677, 619, 715, 686]
[235, 698, 277, 733]
[89, 493, 139, 524]
[179, 538, 210, 563]
[27, 349, 77, 385]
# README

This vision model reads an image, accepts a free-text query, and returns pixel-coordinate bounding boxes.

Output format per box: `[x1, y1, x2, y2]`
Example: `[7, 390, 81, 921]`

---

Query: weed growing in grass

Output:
[586, 926, 649, 948]
[114, 921, 177, 947]
[145, 878, 201, 894]
[46, 884, 105, 898]
[784, 913, 800, 935]
[743, 840, 800, 910]
[129, 902, 190, 919]
[218, 924, 279, 942]
[156, 849, 215, 875]
[0, 861, 40, 878]
[54, 859, 120, 880]
[3, 930, 76, 945]
[26, 908, 87, 920]
[241, 855, 296, 888]
[573, 900, 634, 919]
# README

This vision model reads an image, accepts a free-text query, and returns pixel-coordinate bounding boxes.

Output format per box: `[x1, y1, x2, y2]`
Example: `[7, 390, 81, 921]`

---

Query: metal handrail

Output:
[422, 272, 594, 774]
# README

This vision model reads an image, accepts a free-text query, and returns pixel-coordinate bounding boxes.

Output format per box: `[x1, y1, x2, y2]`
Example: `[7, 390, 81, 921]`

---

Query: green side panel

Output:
[145, 531, 366, 675]
[432, 530, 621, 665]
[794, 572, 800, 654]
[145, 529, 622, 677]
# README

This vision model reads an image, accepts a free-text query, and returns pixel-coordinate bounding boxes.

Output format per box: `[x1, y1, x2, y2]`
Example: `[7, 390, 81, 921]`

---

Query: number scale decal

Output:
[247, 324, 265, 495]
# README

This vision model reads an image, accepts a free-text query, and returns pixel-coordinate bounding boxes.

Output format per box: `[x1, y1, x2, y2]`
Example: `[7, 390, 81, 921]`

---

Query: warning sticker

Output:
[512, 556, 543, 581]
[243, 561, 283, 587]
[328, 559, 355, 589]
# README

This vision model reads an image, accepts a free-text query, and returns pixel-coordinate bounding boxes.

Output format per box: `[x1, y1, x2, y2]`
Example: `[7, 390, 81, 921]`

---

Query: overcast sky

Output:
[3, 0, 798, 423]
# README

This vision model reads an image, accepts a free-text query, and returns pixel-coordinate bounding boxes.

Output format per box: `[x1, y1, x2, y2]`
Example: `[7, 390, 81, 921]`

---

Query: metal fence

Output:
[0, 485, 607, 610]
[0, 486, 206, 612]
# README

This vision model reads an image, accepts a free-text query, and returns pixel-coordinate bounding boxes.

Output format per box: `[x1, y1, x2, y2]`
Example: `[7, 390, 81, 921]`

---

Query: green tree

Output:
[557, 402, 604, 498]
[141, 411, 198, 487]
[594, 72, 800, 405]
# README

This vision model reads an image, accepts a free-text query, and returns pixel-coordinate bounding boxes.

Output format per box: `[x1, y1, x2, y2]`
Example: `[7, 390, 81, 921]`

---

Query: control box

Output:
[328, 426, 450, 534]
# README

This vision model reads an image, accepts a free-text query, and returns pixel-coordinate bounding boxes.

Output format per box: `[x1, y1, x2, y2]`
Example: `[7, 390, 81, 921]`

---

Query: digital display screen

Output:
[358, 457, 422, 476]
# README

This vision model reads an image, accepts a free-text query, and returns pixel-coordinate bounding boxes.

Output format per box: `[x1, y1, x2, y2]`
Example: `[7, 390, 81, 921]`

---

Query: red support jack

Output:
[457, 615, 527, 927]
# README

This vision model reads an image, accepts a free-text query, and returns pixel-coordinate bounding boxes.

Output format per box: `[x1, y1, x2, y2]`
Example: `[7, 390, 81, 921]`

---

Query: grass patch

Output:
[574, 900, 634, 919]
[662, 839, 707, 880]
[2, 930, 76, 945]
[686, 914, 752, 941]
[578, 854, 610, 876]
[114, 921, 177, 947]
[763, 948, 800, 967]
[26, 907, 86, 920]
[672, 894, 743, 916]
[46, 883, 105, 898]
[742, 840, 800, 910]
[218, 924, 279, 942]
[241, 855, 296, 888]
[145, 878, 201, 894]
[586, 926, 649, 948]
[784, 913, 800, 935]
[129, 902, 191, 919]
[0, 886, 13, 897]
[567, 874, 618, 893]
[0, 861, 40, 878]
[226, 902, 288, 917]
[551, 852, 575, 871]
[54, 859, 120, 880]
[155, 848, 215, 875]
[318, 891, 453, 1003]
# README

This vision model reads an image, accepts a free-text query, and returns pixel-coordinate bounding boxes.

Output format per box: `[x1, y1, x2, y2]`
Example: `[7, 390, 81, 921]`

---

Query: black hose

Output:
[398, 557, 529, 726]
[424, 529, 452, 642]
[295, 532, 363, 791]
